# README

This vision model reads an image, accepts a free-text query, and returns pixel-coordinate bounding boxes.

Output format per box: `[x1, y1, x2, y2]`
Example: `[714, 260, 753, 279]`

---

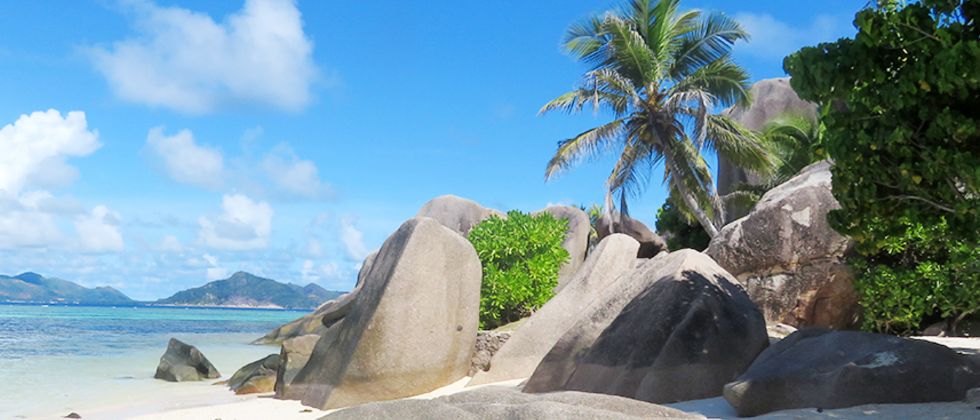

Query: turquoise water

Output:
[0, 304, 305, 418]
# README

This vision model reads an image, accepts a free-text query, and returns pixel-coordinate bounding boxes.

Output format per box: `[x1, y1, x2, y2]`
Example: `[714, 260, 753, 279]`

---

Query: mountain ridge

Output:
[155, 271, 342, 310]
[0, 272, 134, 305]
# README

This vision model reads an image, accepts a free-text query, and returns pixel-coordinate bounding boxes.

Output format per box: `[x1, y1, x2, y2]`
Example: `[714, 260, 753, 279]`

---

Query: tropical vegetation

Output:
[785, 0, 979, 334]
[540, 0, 775, 238]
[467, 211, 570, 329]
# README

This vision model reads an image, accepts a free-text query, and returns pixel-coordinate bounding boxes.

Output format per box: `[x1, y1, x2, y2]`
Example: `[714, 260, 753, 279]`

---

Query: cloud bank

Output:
[90, 0, 317, 113]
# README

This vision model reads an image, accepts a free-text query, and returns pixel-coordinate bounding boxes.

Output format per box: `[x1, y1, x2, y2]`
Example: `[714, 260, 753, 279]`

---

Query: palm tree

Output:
[541, 0, 774, 237]
[759, 112, 824, 185]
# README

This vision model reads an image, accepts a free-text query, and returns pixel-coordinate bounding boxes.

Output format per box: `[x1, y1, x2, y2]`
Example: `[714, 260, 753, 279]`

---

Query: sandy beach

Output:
[60, 337, 976, 420]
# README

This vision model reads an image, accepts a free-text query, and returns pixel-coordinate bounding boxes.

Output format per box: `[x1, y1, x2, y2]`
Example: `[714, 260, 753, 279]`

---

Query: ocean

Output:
[0, 303, 305, 419]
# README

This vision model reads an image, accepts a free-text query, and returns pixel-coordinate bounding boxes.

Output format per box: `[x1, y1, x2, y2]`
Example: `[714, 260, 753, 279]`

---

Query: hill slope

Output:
[0, 272, 134, 304]
[156, 272, 342, 309]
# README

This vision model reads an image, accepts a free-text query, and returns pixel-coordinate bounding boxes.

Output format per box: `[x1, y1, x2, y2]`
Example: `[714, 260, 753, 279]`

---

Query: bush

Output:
[785, 0, 979, 334]
[467, 210, 570, 329]
[655, 198, 710, 250]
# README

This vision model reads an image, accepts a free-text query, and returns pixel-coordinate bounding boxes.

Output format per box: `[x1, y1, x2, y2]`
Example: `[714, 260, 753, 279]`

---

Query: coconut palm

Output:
[541, 0, 775, 237]
[760, 112, 824, 185]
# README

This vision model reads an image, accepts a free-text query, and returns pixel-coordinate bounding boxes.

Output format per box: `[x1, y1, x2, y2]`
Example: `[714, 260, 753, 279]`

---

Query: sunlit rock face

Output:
[707, 160, 858, 329]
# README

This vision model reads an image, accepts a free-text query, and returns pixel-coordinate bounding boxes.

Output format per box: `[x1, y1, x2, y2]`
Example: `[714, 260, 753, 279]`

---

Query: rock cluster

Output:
[220, 186, 976, 417]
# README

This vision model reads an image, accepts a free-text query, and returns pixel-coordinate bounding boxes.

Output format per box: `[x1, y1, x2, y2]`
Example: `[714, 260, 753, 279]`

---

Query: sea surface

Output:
[0, 303, 305, 419]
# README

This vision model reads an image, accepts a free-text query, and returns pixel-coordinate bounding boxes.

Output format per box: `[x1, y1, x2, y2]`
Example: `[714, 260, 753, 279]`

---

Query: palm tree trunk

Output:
[671, 179, 720, 238]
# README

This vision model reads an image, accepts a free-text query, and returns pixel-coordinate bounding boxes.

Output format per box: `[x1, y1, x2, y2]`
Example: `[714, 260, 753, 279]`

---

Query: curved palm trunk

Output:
[670, 178, 720, 238]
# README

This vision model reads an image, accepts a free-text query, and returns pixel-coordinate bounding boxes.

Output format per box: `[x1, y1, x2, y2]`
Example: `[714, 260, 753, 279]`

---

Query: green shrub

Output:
[785, 0, 979, 334]
[851, 217, 980, 334]
[655, 198, 710, 250]
[467, 210, 569, 329]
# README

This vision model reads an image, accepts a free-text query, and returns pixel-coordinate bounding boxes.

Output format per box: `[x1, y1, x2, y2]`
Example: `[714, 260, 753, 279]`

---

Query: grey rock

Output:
[416, 195, 504, 236]
[275, 334, 321, 395]
[534, 205, 591, 291]
[255, 253, 377, 345]
[524, 250, 768, 404]
[718, 77, 817, 197]
[707, 161, 858, 329]
[321, 386, 704, 419]
[724, 328, 980, 417]
[228, 354, 280, 394]
[469, 234, 640, 386]
[282, 217, 482, 409]
[596, 213, 667, 258]
[154, 338, 220, 382]
[469, 331, 511, 376]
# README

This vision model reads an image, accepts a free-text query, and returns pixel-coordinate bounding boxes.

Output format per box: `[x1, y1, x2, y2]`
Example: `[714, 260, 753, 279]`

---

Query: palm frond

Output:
[605, 15, 659, 84]
[670, 12, 749, 80]
[670, 58, 751, 108]
[545, 119, 626, 179]
[705, 114, 777, 176]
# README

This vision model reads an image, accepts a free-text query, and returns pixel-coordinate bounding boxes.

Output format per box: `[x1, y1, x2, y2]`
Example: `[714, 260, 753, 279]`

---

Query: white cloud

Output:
[261, 145, 329, 198]
[301, 259, 317, 283]
[75, 205, 125, 252]
[160, 235, 183, 252]
[198, 194, 274, 250]
[340, 218, 368, 260]
[0, 110, 111, 251]
[146, 127, 224, 189]
[0, 110, 100, 195]
[89, 0, 317, 113]
[203, 253, 229, 280]
[734, 13, 852, 60]
[0, 195, 62, 249]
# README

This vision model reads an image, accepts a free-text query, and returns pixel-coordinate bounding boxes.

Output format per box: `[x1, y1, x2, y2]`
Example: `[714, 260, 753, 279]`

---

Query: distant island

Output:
[154, 271, 343, 310]
[1, 271, 343, 310]
[0, 272, 134, 305]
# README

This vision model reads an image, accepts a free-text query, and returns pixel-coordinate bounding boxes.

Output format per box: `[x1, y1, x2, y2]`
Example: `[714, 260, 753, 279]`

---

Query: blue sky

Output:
[0, 0, 862, 300]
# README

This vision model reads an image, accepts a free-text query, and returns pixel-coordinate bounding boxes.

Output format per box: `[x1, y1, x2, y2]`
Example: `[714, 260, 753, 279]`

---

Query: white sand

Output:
[74, 337, 979, 419]
[107, 377, 526, 420]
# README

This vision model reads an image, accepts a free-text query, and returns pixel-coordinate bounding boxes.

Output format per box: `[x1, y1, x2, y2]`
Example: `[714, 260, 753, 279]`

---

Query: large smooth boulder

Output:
[718, 77, 817, 197]
[282, 217, 482, 409]
[323, 386, 704, 419]
[227, 354, 280, 394]
[533, 205, 591, 291]
[724, 328, 980, 417]
[153, 338, 220, 382]
[596, 213, 667, 258]
[469, 234, 641, 386]
[524, 250, 768, 403]
[416, 195, 504, 236]
[275, 334, 320, 395]
[255, 253, 377, 344]
[706, 160, 858, 329]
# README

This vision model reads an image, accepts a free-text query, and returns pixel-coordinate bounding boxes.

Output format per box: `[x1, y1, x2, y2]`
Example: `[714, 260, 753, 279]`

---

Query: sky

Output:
[0, 0, 863, 300]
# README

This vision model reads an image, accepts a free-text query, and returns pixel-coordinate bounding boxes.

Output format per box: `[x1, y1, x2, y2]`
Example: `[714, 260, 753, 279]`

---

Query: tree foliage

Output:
[467, 211, 570, 329]
[541, 0, 776, 238]
[785, 0, 979, 334]
[655, 197, 710, 250]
